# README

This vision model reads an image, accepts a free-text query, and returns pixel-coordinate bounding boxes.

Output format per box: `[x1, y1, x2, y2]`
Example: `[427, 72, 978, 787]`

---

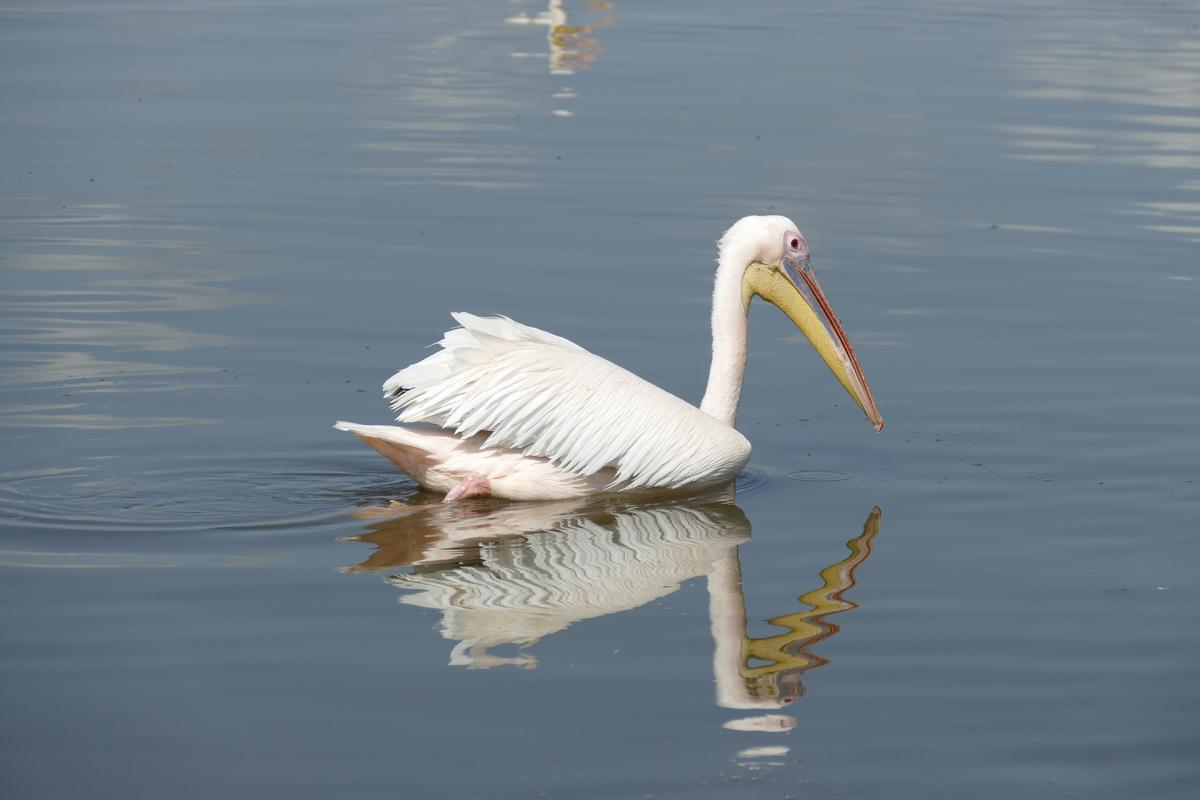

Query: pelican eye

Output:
[784, 233, 809, 263]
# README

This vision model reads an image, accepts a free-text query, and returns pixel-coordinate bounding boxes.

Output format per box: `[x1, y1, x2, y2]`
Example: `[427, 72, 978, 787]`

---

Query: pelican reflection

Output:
[505, 1, 614, 115]
[345, 496, 881, 737]
[710, 506, 880, 739]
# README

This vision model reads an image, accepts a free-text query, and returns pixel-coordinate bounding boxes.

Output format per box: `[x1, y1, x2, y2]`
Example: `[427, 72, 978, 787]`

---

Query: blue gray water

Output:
[2, 1, 1198, 797]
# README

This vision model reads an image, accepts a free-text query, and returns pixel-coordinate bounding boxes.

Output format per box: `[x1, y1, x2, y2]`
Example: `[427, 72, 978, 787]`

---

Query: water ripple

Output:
[0, 457, 411, 534]
[0, 200, 254, 429]
[1003, 2, 1200, 246]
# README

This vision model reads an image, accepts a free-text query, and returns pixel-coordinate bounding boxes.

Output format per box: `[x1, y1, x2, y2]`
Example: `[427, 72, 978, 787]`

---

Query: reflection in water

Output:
[505, 1, 614, 116]
[1004, 7, 1200, 245]
[710, 509, 880, 722]
[348, 496, 747, 667]
[346, 496, 880, 761]
[355, 2, 616, 187]
[0, 201, 242, 428]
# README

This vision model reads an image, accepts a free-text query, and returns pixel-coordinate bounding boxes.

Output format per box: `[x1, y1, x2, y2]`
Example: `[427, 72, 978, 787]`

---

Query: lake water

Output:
[2, 1, 1198, 797]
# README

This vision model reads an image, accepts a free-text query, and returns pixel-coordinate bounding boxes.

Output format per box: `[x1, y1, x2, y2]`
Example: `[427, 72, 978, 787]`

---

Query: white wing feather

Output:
[383, 313, 750, 490]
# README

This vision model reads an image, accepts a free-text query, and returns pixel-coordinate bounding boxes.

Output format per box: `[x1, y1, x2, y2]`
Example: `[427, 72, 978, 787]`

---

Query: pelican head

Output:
[722, 215, 883, 431]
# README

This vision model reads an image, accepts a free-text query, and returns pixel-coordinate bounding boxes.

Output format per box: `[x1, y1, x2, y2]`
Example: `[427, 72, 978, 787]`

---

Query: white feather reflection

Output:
[349, 496, 745, 668]
[345, 496, 881, 758]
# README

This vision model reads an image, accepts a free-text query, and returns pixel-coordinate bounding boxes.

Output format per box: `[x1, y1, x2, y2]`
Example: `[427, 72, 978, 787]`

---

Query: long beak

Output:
[744, 259, 883, 431]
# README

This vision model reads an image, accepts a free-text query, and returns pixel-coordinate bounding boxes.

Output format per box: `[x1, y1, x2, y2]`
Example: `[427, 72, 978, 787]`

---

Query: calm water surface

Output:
[2, 1, 1198, 797]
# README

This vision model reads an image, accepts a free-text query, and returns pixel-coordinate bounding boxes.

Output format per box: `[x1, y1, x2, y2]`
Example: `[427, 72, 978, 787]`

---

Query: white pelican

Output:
[335, 215, 882, 501]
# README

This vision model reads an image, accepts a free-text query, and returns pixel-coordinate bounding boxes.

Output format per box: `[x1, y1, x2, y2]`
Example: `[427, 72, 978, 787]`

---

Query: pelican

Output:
[335, 215, 882, 501]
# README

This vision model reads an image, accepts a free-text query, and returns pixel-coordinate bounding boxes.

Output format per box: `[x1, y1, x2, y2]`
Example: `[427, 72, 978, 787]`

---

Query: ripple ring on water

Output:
[785, 469, 852, 482]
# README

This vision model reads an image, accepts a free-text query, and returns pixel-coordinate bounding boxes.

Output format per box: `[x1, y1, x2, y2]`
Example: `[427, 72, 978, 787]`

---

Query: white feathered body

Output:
[336, 313, 751, 500]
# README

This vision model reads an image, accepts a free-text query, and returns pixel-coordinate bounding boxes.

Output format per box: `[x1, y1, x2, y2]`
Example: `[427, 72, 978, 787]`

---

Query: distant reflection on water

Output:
[1004, 5, 1200, 244]
[0, 200, 245, 429]
[356, 0, 616, 189]
[505, 0, 614, 116]
[344, 495, 880, 765]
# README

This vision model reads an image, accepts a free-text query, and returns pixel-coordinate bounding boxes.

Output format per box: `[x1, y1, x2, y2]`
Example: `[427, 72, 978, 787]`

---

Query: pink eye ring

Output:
[784, 233, 809, 261]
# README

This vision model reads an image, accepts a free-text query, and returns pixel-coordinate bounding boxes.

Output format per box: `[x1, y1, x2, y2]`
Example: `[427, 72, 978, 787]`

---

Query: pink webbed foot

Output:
[443, 474, 492, 502]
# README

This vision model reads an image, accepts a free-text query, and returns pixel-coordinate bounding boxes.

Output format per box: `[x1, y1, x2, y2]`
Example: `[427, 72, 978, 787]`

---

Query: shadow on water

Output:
[343, 491, 881, 768]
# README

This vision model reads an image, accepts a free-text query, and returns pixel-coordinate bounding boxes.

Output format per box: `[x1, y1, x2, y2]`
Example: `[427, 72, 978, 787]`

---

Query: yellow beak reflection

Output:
[743, 259, 883, 431]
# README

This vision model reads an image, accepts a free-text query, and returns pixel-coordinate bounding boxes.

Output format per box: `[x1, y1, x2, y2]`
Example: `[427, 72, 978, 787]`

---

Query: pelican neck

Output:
[699, 251, 752, 427]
